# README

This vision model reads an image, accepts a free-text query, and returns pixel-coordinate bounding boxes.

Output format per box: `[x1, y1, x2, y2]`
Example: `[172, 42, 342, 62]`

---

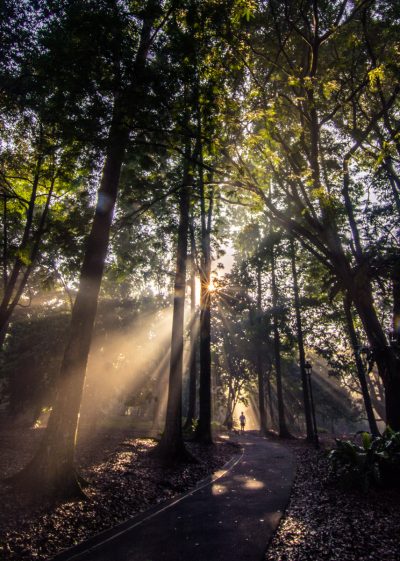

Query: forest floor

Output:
[0, 423, 238, 561]
[265, 437, 400, 561]
[1, 426, 400, 561]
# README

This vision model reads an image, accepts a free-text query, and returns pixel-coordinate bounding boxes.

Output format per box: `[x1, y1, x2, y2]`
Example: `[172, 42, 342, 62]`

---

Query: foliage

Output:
[0, 0, 399, 473]
[329, 428, 400, 490]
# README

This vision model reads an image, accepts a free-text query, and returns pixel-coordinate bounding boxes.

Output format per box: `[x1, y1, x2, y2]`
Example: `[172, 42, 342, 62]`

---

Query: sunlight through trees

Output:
[0, 0, 399, 506]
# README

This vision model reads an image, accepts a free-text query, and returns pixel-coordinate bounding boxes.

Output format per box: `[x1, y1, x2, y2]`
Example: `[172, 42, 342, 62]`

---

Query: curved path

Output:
[53, 434, 295, 561]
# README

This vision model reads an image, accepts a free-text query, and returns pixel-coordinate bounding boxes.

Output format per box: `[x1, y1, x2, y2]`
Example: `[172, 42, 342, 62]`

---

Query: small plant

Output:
[183, 418, 198, 437]
[329, 428, 400, 490]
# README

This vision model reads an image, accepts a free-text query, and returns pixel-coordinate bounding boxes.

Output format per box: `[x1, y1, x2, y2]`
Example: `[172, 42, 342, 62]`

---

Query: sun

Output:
[195, 277, 218, 302]
[208, 278, 218, 292]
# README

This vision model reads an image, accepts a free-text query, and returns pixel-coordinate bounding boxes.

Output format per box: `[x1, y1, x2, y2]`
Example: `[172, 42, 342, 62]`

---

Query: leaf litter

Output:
[0, 426, 238, 561]
[265, 441, 400, 561]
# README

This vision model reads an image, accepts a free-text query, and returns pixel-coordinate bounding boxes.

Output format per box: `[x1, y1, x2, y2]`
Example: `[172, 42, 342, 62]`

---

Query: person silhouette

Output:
[239, 412, 246, 433]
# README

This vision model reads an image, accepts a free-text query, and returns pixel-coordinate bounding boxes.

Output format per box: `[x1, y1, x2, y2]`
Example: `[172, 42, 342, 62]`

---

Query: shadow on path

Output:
[52, 433, 295, 561]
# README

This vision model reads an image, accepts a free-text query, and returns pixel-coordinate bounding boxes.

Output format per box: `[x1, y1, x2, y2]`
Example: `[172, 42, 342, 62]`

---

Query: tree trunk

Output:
[366, 371, 386, 421]
[194, 140, 213, 444]
[270, 243, 291, 438]
[310, 194, 400, 431]
[255, 265, 267, 435]
[343, 294, 379, 436]
[256, 356, 267, 436]
[183, 231, 197, 430]
[11, 104, 129, 497]
[155, 171, 191, 461]
[290, 238, 314, 441]
[346, 269, 400, 431]
[319, 164, 400, 430]
[266, 364, 275, 427]
[221, 340, 235, 428]
[196, 273, 213, 443]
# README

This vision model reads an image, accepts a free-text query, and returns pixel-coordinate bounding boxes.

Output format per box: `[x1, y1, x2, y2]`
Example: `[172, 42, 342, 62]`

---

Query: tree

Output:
[0, 2, 96, 348]
[10, 0, 161, 497]
[155, 152, 193, 461]
[270, 234, 291, 438]
[183, 223, 198, 430]
[227, 0, 400, 429]
[343, 294, 379, 436]
[290, 237, 314, 441]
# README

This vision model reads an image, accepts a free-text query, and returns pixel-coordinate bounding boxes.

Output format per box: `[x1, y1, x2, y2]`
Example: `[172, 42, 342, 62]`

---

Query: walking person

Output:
[239, 411, 246, 433]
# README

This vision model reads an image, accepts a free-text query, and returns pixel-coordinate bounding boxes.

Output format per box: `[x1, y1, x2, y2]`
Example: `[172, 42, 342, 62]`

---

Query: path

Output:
[53, 434, 295, 561]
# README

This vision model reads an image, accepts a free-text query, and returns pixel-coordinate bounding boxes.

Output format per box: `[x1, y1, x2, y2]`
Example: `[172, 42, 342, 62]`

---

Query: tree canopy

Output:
[0, 0, 399, 498]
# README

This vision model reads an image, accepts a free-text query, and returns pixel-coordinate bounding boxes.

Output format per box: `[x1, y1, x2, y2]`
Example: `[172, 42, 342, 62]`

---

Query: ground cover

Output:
[266, 440, 400, 561]
[0, 425, 238, 561]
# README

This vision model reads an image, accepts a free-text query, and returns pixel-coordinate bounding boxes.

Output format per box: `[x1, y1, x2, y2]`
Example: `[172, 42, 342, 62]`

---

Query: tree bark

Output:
[270, 243, 291, 438]
[343, 294, 380, 436]
[290, 237, 314, 441]
[155, 168, 191, 461]
[183, 228, 197, 430]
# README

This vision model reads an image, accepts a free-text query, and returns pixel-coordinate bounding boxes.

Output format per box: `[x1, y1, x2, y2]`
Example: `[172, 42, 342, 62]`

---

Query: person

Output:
[239, 412, 246, 433]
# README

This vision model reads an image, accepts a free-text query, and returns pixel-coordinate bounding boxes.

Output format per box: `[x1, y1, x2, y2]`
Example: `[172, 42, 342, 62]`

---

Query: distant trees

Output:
[212, 226, 362, 436]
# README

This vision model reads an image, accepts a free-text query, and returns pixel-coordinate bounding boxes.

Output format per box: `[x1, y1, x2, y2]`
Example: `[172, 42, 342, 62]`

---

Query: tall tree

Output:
[183, 223, 198, 430]
[155, 156, 192, 461]
[343, 294, 380, 436]
[270, 237, 291, 438]
[195, 158, 214, 443]
[11, 1, 161, 497]
[228, 0, 400, 429]
[290, 237, 314, 441]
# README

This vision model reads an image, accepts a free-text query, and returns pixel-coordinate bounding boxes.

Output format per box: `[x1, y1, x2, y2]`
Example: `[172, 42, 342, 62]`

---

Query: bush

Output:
[329, 427, 400, 490]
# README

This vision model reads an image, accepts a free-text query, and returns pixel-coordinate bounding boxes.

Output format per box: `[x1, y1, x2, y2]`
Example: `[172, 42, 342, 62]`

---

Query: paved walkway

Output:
[53, 434, 295, 561]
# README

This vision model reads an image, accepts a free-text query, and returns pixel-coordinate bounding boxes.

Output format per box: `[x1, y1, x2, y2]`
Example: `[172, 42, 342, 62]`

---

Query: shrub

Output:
[329, 427, 400, 490]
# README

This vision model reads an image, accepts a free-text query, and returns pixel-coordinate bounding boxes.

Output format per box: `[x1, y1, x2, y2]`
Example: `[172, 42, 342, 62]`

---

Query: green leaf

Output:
[362, 431, 372, 451]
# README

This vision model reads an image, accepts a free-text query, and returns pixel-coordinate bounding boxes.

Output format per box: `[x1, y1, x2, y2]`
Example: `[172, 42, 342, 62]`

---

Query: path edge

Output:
[49, 447, 243, 561]
[262, 440, 297, 559]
